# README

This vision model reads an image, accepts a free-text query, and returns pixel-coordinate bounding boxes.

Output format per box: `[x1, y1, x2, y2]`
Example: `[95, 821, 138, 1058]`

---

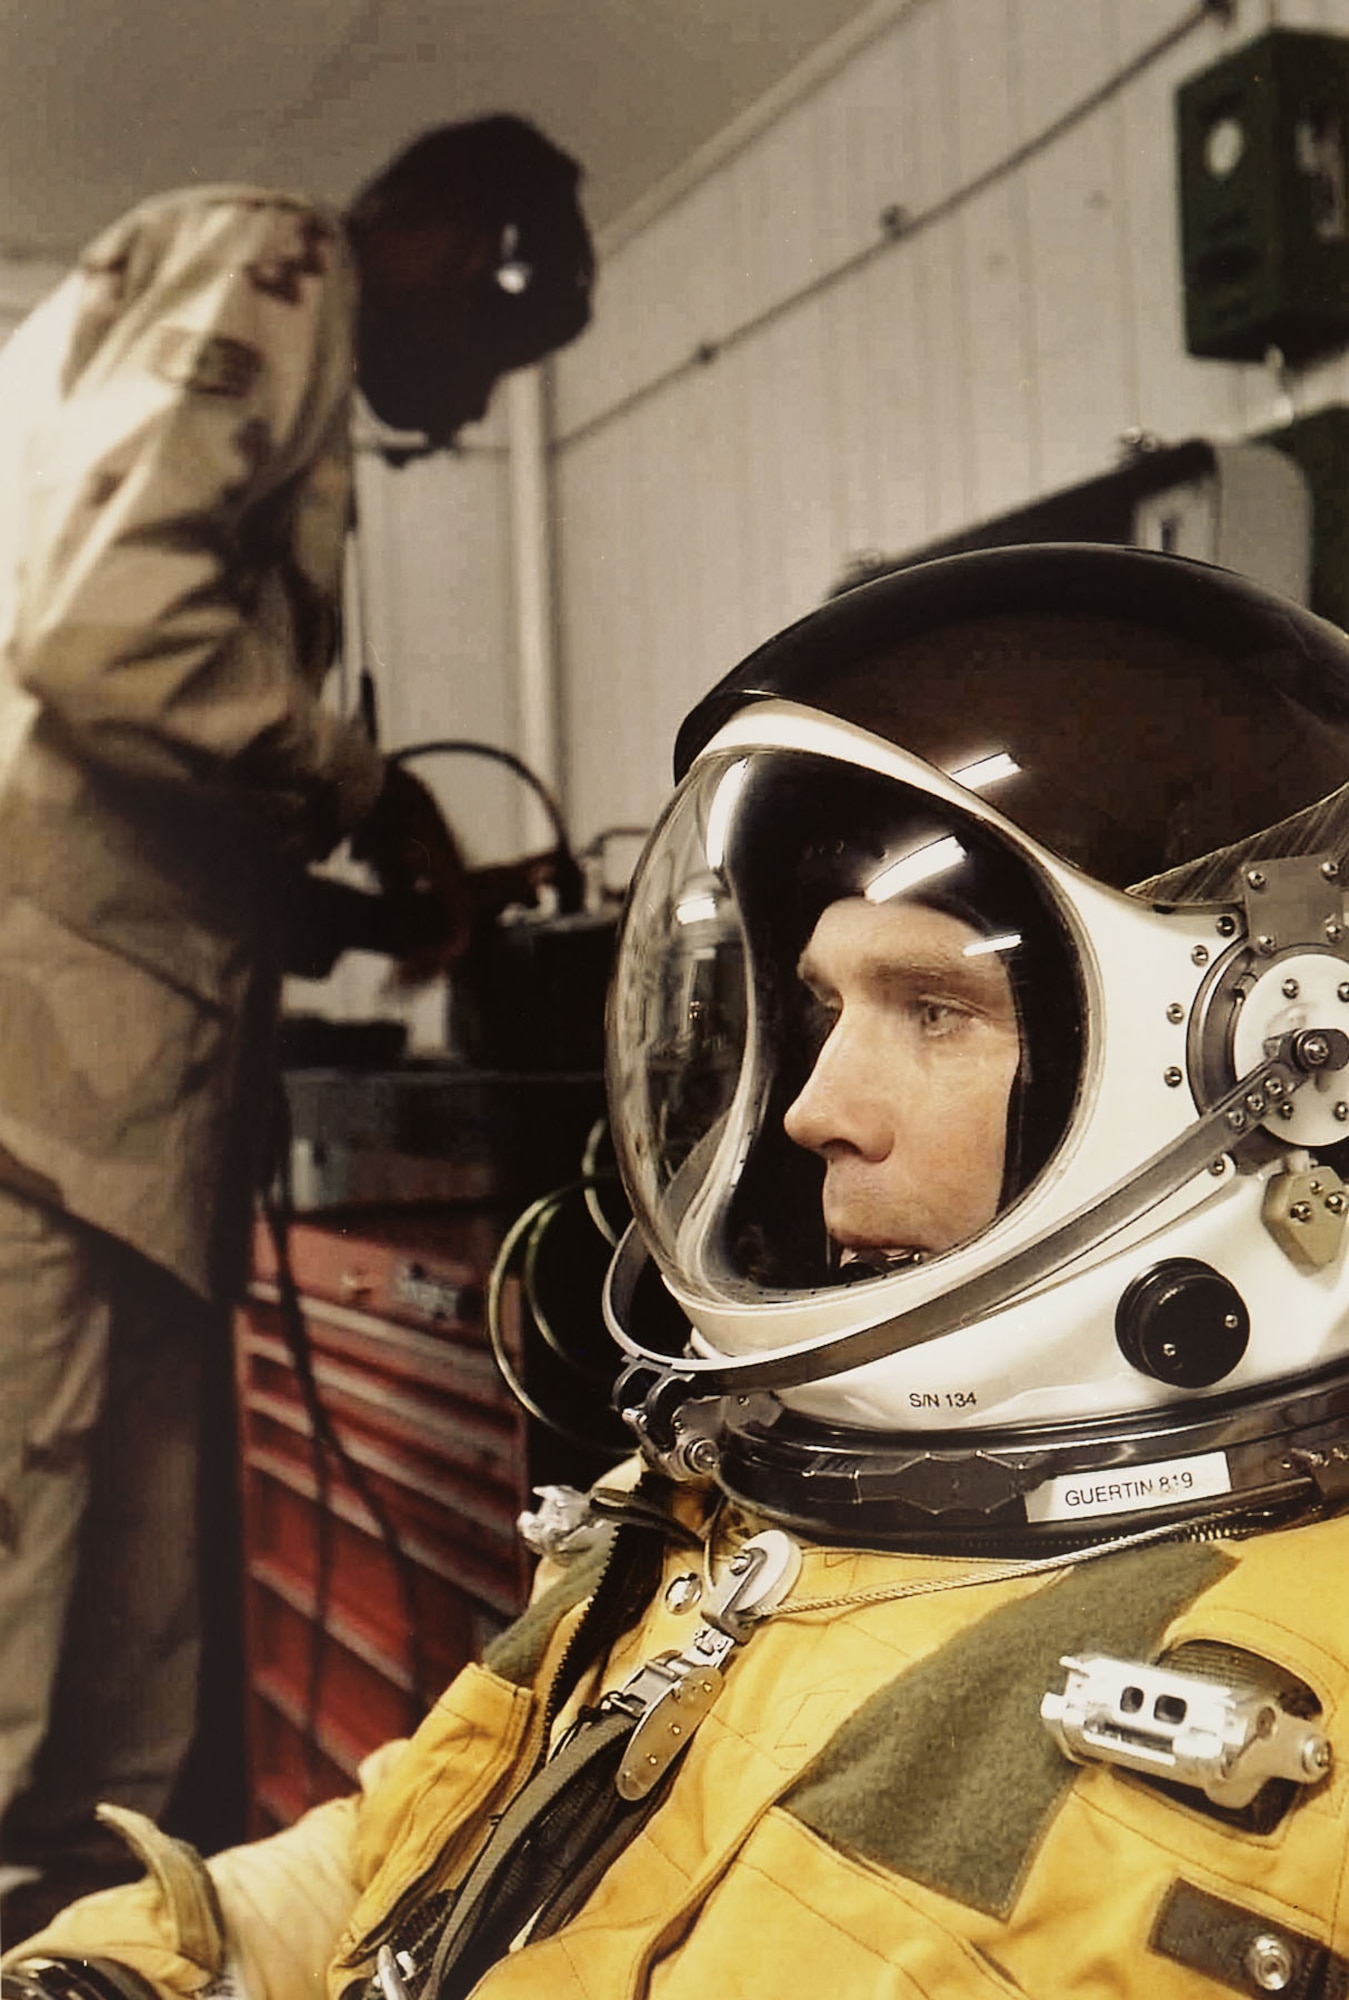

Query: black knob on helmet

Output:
[1115, 1259, 1250, 1388]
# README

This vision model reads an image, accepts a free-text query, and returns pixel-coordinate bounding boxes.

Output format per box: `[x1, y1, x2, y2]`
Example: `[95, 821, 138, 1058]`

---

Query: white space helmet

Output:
[604, 544, 1349, 1549]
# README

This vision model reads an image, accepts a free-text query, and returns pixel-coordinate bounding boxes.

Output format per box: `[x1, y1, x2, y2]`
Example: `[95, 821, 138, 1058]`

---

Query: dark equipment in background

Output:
[1177, 27, 1349, 362]
[235, 741, 640, 1833]
[388, 740, 622, 1075]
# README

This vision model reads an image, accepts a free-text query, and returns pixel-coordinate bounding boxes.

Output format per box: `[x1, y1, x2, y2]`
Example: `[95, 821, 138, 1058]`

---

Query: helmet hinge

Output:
[1240, 852, 1344, 956]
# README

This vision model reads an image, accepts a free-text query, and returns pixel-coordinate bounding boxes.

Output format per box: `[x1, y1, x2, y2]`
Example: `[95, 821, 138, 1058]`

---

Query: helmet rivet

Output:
[1193, 943, 1212, 963]
[1328, 1192, 1348, 1215]
[1257, 934, 1277, 956]
[1164, 1066, 1184, 1087]
[1209, 1158, 1228, 1175]
[1328, 921, 1344, 944]
[1290, 1201, 1314, 1223]
[1323, 860, 1341, 881]
[1282, 977, 1301, 999]
[1226, 1109, 1247, 1131]
[1215, 917, 1236, 939]
[1245, 1933, 1294, 1992]
[1166, 1002, 1185, 1023]
[1278, 1100, 1296, 1120]
[1224, 1313, 1240, 1330]
[1337, 1102, 1349, 1122]
[1247, 869, 1267, 891]
[1339, 983, 1349, 1003]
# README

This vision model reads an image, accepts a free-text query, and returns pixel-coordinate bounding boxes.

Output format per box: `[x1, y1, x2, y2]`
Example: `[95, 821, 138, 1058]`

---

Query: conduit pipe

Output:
[506, 364, 564, 852]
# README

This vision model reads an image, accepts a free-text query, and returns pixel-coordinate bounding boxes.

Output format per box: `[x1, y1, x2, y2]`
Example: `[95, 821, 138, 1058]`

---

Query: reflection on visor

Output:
[865, 835, 966, 903]
[608, 747, 1084, 1303]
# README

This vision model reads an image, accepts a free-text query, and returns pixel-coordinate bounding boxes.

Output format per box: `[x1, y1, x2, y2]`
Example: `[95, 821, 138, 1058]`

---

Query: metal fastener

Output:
[1245, 1932, 1294, 1992]
[1282, 977, 1301, 999]
[683, 1437, 720, 1476]
[1257, 934, 1276, 956]
[1291, 1202, 1314, 1223]
[1329, 921, 1344, 945]
[1215, 917, 1236, 939]
[1247, 868, 1267, 891]
[1338, 1102, 1349, 1122]
[1324, 860, 1342, 881]
[1339, 982, 1349, 1003]
[1166, 1002, 1185, 1023]
[665, 1573, 703, 1614]
[1277, 1101, 1296, 1120]
[1164, 1066, 1183, 1087]
[1302, 1734, 1334, 1777]
[1328, 1192, 1348, 1216]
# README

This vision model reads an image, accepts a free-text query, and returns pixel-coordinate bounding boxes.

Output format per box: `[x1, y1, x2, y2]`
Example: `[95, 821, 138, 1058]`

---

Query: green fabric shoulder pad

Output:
[784, 1539, 1233, 1918]
[482, 1541, 611, 1689]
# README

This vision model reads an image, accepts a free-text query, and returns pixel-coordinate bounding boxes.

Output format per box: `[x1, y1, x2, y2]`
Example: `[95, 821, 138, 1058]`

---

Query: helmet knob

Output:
[1115, 1260, 1250, 1388]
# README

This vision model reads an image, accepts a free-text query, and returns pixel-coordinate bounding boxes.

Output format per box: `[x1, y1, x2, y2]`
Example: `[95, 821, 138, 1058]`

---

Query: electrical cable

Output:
[388, 736, 588, 915]
[582, 1115, 622, 1249]
[486, 1163, 632, 1459]
[561, 0, 1231, 453]
[260, 1091, 434, 1796]
[523, 1183, 623, 1386]
[389, 737, 570, 860]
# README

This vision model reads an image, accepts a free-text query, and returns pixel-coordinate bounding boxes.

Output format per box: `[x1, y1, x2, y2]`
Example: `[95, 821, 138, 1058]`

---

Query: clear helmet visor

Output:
[608, 744, 1086, 1309]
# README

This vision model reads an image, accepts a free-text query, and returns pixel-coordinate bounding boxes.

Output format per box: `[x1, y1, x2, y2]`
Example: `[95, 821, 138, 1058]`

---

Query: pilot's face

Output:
[784, 897, 1021, 1259]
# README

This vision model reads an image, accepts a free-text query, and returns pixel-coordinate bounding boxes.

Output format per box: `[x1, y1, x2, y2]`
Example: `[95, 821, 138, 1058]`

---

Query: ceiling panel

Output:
[0, 0, 878, 260]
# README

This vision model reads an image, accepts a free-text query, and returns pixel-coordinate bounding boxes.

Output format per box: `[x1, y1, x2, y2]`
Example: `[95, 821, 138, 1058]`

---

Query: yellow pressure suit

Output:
[12, 1487, 1349, 1999]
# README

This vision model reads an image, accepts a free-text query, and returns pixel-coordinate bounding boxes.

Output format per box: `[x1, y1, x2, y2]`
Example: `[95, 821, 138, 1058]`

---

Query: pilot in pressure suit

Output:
[11, 542, 1349, 1996]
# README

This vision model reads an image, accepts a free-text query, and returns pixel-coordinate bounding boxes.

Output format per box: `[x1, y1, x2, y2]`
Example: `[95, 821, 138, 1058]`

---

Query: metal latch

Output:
[1262, 1162, 1349, 1270]
[1042, 1652, 1332, 1809]
[610, 1529, 802, 1801]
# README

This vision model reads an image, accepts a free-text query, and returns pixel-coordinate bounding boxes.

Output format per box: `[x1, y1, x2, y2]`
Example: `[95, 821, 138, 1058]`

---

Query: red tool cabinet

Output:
[234, 1205, 538, 1834]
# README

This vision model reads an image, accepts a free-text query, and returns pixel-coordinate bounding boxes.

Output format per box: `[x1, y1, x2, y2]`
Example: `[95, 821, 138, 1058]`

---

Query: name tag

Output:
[1025, 1450, 1231, 1524]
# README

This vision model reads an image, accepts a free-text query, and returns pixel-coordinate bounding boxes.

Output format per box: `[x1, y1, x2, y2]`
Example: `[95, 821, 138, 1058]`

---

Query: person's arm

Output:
[11, 193, 384, 858]
[0, 1762, 397, 2000]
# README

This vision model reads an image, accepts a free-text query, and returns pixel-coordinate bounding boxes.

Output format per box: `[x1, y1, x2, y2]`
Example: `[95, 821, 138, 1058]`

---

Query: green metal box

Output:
[1177, 29, 1349, 362]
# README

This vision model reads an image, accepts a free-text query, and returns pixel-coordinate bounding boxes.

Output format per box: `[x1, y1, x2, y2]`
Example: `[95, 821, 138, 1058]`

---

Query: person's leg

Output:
[7, 1244, 209, 1835]
[2, 1237, 212, 1935]
[0, 1190, 110, 1847]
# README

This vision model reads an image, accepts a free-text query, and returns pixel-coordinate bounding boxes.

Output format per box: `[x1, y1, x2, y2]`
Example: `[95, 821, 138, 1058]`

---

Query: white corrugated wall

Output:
[551, 0, 1349, 853]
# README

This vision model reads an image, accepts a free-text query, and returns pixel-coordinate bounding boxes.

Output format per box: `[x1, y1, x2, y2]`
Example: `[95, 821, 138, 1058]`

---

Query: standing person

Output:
[16, 541, 1349, 1994]
[0, 114, 593, 1935]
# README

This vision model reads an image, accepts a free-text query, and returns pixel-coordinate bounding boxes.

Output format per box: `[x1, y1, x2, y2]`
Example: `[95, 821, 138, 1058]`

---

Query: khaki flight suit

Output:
[0, 188, 383, 1849]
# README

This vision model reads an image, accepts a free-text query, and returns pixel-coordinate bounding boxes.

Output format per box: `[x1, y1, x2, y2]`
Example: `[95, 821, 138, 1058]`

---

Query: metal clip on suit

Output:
[614, 1530, 802, 1800]
[1041, 1652, 1333, 1809]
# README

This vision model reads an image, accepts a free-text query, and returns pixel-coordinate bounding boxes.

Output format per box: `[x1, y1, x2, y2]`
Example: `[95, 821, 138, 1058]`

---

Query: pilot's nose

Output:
[784, 1017, 893, 1161]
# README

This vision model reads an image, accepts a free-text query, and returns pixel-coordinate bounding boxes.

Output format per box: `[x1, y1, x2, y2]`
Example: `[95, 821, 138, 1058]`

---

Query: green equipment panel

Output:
[1177, 29, 1349, 362]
